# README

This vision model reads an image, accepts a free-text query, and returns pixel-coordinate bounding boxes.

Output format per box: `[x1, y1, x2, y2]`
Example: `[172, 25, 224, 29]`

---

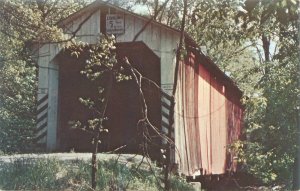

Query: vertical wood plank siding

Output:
[174, 50, 243, 176]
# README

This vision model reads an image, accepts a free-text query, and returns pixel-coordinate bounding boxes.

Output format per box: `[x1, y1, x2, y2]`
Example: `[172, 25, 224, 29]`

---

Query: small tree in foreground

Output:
[66, 35, 129, 189]
[66, 35, 174, 190]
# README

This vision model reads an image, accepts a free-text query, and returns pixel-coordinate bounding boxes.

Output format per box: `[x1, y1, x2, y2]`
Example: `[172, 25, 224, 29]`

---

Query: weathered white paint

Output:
[116, 14, 179, 91]
[46, 60, 59, 151]
[63, 9, 101, 44]
[36, 4, 180, 151]
[37, 44, 50, 99]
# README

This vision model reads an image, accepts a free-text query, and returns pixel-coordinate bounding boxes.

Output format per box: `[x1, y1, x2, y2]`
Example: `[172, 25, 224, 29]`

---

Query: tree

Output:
[0, 0, 86, 153]
[235, 0, 299, 186]
[0, 32, 36, 153]
[65, 35, 121, 189]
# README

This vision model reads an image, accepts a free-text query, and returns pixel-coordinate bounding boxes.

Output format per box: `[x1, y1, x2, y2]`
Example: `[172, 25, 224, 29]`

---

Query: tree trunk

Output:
[91, 143, 98, 189]
[172, 0, 187, 96]
[261, 34, 270, 74]
[293, 156, 300, 190]
[91, 70, 114, 190]
[293, 106, 300, 190]
[293, 10, 300, 190]
[165, 0, 187, 190]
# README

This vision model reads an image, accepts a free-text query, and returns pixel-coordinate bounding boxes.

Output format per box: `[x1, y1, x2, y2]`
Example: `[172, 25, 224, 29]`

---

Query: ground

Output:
[0, 153, 287, 191]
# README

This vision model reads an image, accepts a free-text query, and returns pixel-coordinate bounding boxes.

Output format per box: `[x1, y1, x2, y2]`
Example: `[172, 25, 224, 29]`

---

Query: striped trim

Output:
[160, 90, 176, 169]
[34, 131, 47, 142]
[37, 94, 48, 106]
[35, 94, 48, 144]
[161, 91, 174, 128]
[37, 103, 48, 114]
[160, 90, 175, 142]
[35, 121, 47, 134]
[161, 101, 171, 110]
[161, 90, 173, 100]
[37, 112, 47, 124]
[162, 110, 170, 119]
[162, 120, 169, 129]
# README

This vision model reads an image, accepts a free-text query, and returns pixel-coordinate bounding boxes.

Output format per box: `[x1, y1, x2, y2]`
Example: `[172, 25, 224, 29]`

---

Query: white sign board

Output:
[106, 14, 125, 35]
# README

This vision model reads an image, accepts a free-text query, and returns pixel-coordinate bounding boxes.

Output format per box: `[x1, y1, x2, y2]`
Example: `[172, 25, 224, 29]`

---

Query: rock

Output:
[190, 182, 202, 191]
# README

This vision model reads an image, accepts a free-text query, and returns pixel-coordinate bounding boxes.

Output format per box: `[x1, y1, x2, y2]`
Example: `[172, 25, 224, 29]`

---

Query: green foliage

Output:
[97, 159, 193, 190]
[241, 53, 299, 185]
[0, 157, 193, 191]
[0, 0, 87, 42]
[0, 0, 86, 154]
[98, 159, 152, 190]
[0, 158, 61, 190]
[0, 48, 36, 153]
[170, 175, 194, 191]
[234, 1, 298, 185]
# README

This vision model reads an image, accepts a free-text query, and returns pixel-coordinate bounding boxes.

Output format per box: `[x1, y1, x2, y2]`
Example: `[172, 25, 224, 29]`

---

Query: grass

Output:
[0, 156, 194, 191]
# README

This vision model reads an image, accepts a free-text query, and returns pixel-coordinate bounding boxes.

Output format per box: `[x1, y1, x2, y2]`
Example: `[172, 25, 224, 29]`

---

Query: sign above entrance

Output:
[106, 14, 125, 35]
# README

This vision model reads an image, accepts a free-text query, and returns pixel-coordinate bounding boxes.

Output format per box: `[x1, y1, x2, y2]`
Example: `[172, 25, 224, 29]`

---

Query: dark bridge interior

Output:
[57, 41, 161, 159]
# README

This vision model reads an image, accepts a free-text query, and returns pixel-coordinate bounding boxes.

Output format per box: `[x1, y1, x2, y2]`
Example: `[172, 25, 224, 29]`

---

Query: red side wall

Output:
[174, 51, 243, 176]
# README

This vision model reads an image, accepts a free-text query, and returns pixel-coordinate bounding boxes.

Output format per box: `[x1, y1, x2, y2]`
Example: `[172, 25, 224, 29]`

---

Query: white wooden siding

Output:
[116, 14, 179, 93]
[46, 61, 59, 150]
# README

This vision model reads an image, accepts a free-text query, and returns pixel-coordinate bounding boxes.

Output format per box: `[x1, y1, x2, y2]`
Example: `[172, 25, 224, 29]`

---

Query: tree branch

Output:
[172, 0, 187, 96]
[132, 0, 170, 42]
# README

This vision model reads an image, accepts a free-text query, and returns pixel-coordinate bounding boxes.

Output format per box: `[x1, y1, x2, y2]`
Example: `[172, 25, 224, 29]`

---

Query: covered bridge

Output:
[35, 0, 243, 177]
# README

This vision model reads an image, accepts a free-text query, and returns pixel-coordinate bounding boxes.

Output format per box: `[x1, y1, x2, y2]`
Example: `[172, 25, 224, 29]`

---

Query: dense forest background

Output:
[0, 0, 298, 188]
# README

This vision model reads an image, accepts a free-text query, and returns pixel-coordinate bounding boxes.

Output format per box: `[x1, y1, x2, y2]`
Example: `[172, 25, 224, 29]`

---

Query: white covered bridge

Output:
[35, 0, 243, 177]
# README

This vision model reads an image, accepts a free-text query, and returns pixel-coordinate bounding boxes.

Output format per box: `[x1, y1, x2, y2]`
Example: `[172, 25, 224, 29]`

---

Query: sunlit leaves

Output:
[241, 51, 299, 184]
[0, 0, 86, 42]
[0, 60, 36, 153]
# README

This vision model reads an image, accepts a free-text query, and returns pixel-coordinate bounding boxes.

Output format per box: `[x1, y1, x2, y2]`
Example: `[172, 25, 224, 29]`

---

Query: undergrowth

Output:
[0, 157, 194, 191]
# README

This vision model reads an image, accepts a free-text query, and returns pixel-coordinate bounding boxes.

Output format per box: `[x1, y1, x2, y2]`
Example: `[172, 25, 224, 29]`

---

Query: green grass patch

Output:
[0, 156, 194, 190]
